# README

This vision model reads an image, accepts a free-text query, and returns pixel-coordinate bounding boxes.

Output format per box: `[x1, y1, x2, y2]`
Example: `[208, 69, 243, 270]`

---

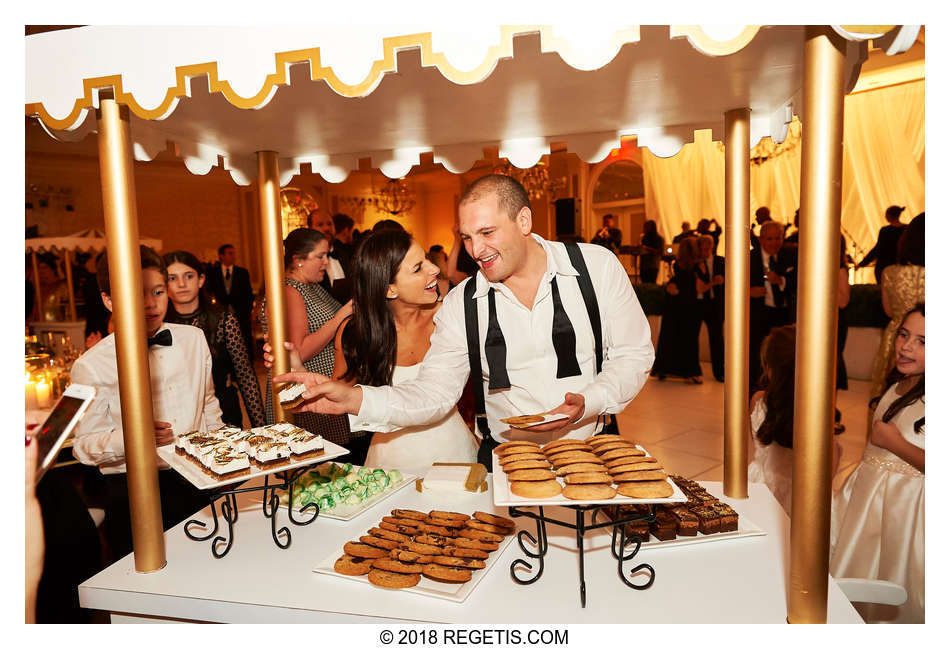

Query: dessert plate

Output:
[270, 467, 418, 521]
[158, 440, 349, 491]
[491, 446, 688, 507]
[313, 528, 516, 603]
[594, 509, 767, 550]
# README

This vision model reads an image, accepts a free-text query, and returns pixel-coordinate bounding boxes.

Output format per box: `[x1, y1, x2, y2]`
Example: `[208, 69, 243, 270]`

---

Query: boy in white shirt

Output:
[71, 245, 224, 559]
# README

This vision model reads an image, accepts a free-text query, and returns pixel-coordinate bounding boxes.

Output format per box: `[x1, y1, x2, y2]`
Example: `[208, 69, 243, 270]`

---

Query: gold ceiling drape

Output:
[641, 79, 924, 273]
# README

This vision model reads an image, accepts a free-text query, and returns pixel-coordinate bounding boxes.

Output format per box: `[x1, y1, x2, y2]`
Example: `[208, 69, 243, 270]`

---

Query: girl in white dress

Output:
[333, 230, 478, 475]
[748, 325, 841, 516]
[831, 304, 925, 623]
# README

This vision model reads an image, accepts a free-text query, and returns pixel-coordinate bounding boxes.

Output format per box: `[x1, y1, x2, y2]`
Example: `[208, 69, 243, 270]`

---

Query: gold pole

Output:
[257, 151, 289, 422]
[31, 251, 43, 321]
[723, 108, 751, 498]
[63, 249, 78, 321]
[97, 95, 166, 573]
[788, 26, 847, 624]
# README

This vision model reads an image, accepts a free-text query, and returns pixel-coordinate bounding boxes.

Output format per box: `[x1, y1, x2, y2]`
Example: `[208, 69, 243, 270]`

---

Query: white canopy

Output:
[25, 228, 163, 254]
[25, 25, 919, 186]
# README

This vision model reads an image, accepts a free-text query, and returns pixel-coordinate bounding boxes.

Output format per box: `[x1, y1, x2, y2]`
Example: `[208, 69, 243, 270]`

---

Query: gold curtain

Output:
[640, 79, 924, 269]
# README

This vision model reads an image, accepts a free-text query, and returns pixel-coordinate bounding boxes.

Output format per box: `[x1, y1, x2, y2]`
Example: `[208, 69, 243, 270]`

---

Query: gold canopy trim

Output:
[25, 26, 645, 131]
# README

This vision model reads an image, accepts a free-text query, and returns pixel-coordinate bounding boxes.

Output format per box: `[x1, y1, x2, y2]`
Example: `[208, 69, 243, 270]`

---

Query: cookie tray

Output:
[158, 440, 350, 491]
[491, 447, 689, 508]
[312, 530, 516, 603]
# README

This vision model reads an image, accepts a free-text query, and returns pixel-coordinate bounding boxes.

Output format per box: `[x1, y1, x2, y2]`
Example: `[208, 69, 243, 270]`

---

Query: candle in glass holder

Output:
[35, 379, 52, 408]
[25, 376, 38, 410]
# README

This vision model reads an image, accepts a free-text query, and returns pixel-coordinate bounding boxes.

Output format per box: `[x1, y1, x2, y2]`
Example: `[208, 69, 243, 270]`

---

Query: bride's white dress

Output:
[363, 363, 479, 476]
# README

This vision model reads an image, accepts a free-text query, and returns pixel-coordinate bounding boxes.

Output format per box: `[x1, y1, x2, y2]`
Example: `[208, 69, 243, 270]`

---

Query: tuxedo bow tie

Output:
[147, 329, 173, 347]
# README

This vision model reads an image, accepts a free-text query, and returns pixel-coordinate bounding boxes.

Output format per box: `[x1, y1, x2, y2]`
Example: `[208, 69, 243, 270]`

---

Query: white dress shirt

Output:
[70, 322, 224, 474]
[352, 235, 655, 443]
[760, 248, 786, 308]
[327, 256, 345, 285]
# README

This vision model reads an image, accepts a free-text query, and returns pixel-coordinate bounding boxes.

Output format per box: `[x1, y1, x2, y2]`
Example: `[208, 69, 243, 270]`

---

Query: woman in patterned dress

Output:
[164, 250, 266, 428]
[261, 229, 355, 455]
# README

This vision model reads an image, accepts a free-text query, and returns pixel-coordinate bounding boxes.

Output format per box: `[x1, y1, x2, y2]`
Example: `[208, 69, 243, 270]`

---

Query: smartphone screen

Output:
[35, 395, 85, 478]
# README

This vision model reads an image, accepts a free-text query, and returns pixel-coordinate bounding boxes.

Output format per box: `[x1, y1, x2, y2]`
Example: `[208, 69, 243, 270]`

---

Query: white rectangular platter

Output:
[491, 446, 688, 507]
[595, 509, 767, 550]
[272, 467, 418, 521]
[313, 531, 516, 603]
[158, 440, 349, 491]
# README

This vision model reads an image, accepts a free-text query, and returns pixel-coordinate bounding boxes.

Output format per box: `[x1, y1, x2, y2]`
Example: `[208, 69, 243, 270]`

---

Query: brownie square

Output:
[625, 520, 651, 541]
[650, 510, 678, 541]
[691, 506, 721, 534]
[712, 502, 739, 532]
[668, 506, 699, 536]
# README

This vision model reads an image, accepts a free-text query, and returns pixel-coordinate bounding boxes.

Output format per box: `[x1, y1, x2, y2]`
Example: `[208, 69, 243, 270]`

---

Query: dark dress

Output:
[651, 262, 702, 378]
[166, 302, 266, 428]
[639, 232, 664, 284]
[262, 278, 352, 448]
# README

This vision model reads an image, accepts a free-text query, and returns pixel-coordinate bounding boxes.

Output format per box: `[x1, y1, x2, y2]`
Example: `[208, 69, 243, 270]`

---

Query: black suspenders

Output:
[467, 242, 603, 469]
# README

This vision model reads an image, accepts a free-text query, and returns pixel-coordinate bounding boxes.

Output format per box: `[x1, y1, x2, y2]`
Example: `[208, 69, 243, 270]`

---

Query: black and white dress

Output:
[262, 277, 349, 445]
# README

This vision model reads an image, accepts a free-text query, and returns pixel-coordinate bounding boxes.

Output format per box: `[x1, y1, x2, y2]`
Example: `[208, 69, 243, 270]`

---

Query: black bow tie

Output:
[147, 329, 173, 347]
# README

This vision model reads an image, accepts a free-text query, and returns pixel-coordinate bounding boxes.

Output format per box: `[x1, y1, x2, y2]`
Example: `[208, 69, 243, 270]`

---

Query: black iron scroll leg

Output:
[211, 491, 238, 558]
[576, 508, 587, 608]
[509, 506, 549, 585]
[613, 516, 655, 590]
[263, 484, 291, 549]
[286, 472, 320, 526]
[185, 492, 221, 542]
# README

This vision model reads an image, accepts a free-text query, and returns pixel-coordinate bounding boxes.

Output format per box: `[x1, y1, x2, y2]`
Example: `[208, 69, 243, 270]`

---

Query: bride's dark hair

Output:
[340, 230, 413, 386]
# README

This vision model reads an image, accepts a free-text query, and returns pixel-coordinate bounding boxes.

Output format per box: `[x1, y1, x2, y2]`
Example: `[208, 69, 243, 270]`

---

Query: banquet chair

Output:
[835, 578, 908, 606]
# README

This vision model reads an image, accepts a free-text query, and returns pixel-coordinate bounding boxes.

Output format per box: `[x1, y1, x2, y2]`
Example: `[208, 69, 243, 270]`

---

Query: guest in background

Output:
[638, 219, 664, 284]
[832, 304, 925, 623]
[33, 253, 69, 321]
[83, 251, 112, 349]
[591, 213, 622, 254]
[869, 212, 924, 399]
[652, 236, 703, 383]
[164, 250, 266, 428]
[749, 221, 796, 391]
[261, 229, 356, 456]
[858, 205, 907, 284]
[447, 220, 480, 285]
[672, 220, 693, 243]
[695, 217, 722, 252]
[749, 325, 841, 516]
[308, 208, 351, 303]
[783, 209, 801, 250]
[751, 206, 773, 249]
[695, 234, 725, 382]
[205, 244, 255, 358]
[372, 218, 406, 234]
[427, 245, 452, 297]
[331, 213, 355, 274]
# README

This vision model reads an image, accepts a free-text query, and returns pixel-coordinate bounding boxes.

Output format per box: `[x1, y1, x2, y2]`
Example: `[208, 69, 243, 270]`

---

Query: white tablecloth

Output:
[78, 480, 862, 623]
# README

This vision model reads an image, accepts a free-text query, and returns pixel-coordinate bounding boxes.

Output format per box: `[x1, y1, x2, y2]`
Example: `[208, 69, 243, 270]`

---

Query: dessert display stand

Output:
[507, 504, 656, 607]
[184, 467, 318, 558]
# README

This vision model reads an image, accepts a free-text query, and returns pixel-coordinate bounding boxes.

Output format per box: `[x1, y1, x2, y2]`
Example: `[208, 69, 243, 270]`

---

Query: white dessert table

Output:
[78, 481, 863, 623]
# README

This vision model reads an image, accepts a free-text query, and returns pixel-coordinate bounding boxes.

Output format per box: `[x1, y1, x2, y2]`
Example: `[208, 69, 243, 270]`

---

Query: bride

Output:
[332, 229, 477, 474]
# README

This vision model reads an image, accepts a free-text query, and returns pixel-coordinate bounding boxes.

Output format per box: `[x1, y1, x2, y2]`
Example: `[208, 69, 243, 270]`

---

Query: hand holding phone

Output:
[33, 383, 96, 484]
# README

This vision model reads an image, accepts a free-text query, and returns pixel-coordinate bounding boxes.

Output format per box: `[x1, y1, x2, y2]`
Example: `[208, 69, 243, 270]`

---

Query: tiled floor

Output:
[616, 362, 872, 488]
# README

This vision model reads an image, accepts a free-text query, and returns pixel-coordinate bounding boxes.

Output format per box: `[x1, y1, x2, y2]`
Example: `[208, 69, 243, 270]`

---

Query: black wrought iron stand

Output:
[184, 466, 320, 558]
[507, 504, 656, 607]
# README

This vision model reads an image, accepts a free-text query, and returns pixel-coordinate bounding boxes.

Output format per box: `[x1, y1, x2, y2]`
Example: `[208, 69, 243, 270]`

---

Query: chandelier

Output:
[375, 178, 416, 216]
[491, 159, 566, 201]
[279, 187, 318, 238]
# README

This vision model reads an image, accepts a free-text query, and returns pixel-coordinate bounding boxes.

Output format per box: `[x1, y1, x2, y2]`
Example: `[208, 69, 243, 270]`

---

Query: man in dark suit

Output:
[696, 234, 725, 382]
[206, 243, 255, 356]
[749, 222, 796, 391]
[590, 213, 622, 254]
